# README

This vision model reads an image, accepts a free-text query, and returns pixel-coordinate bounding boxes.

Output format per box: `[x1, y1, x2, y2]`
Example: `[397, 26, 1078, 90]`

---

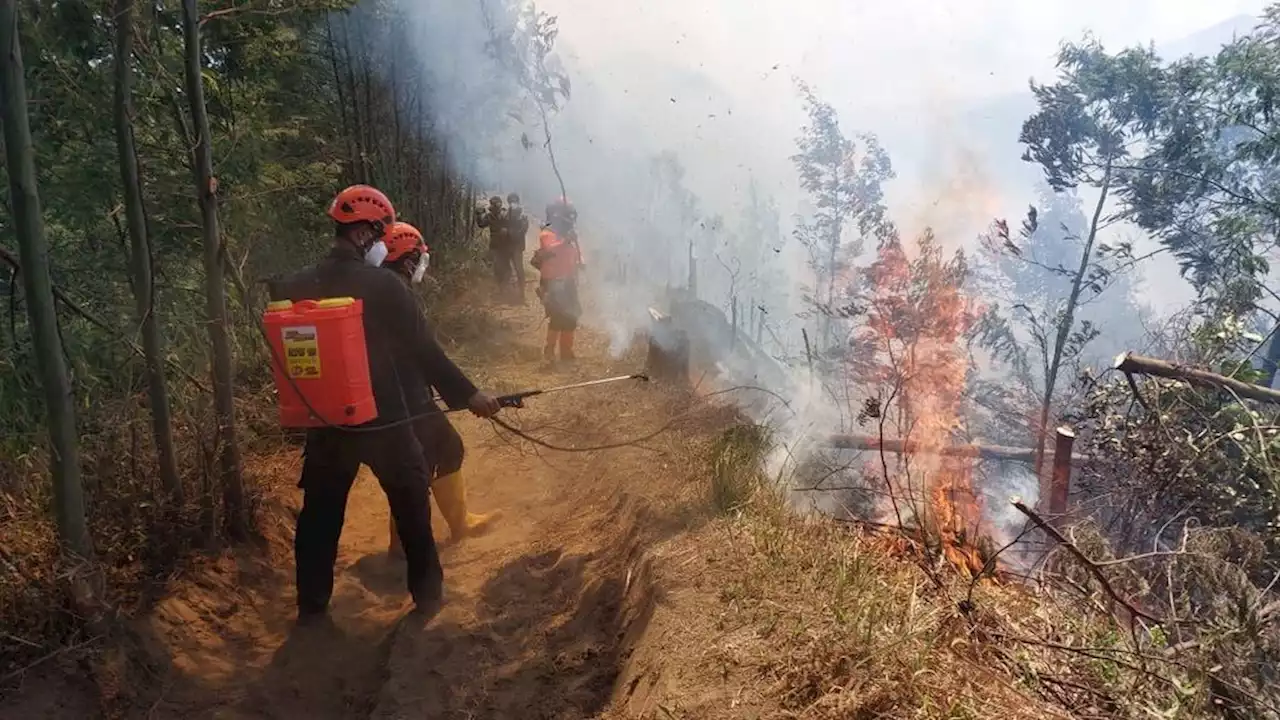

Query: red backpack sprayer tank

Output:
[263, 297, 377, 428]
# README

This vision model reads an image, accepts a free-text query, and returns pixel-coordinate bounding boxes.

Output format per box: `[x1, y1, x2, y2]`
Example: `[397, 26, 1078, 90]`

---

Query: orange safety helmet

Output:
[384, 221, 430, 283]
[385, 222, 425, 262]
[328, 185, 396, 236]
[546, 195, 577, 221]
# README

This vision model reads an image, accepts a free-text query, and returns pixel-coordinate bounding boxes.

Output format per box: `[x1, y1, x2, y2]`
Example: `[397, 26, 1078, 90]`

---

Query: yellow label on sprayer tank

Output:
[282, 325, 320, 379]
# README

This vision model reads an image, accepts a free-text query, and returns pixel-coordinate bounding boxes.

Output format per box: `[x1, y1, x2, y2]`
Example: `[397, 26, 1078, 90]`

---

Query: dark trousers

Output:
[492, 246, 525, 294]
[414, 412, 465, 478]
[296, 423, 441, 613]
[540, 277, 581, 331]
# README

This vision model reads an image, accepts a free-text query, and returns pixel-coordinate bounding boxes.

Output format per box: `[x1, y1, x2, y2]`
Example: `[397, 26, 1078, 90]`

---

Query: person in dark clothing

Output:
[502, 192, 530, 304]
[268, 185, 501, 622]
[476, 196, 511, 296]
[381, 222, 498, 557]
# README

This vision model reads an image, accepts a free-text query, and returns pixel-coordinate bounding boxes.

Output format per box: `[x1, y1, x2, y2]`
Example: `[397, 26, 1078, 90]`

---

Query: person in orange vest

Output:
[531, 197, 583, 364]
[381, 222, 498, 556]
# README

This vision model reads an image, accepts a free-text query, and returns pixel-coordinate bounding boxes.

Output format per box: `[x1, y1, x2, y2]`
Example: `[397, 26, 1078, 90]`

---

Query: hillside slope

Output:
[6, 282, 1089, 720]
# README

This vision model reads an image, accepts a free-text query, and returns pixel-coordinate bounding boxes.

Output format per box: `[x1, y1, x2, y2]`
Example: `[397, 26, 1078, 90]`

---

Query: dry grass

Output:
[615, 421, 1277, 720]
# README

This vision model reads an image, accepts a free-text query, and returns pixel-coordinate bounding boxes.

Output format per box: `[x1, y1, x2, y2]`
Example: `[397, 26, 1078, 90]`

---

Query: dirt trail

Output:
[51, 289, 716, 720]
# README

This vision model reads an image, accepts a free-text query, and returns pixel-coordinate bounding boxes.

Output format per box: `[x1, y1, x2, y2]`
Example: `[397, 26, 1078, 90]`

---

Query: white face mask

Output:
[411, 253, 429, 284]
[364, 240, 389, 268]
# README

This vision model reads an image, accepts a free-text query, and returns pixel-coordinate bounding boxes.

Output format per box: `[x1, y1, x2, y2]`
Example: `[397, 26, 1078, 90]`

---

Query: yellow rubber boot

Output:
[432, 469, 499, 541]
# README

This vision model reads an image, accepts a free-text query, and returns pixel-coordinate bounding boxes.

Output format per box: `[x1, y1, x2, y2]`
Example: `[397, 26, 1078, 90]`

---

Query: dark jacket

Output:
[476, 207, 508, 251]
[267, 244, 477, 427]
[505, 207, 530, 251]
[388, 271, 443, 417]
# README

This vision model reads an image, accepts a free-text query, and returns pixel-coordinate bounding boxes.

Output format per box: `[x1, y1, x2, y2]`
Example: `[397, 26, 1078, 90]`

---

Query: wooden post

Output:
[1049, 426, 1076, 514]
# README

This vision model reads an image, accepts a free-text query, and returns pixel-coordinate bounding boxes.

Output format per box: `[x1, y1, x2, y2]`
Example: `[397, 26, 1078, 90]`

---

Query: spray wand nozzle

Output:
[440, 373, 650, 411]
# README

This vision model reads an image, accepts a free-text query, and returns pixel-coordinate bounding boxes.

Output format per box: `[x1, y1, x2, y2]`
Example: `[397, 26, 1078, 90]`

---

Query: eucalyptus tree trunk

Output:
[0, 0, 93, 560]
[114, 0, 182, 504]
[1033, 163, 1113, 478]
[179, 0, 247, 540]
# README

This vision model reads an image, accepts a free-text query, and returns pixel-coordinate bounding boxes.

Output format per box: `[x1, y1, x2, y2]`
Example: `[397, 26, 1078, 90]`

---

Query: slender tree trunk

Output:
[359, 18, 376, 184]
[822, 166, 842, 352]
[179, 0, 247, 540]
[340, 15, 367, 184]
[324, 16, 356, 184]
[0, 0, 93, 561]
[114, 0, 182, 504]
[391, 54, 402, 185]
[1034, 163, 1113, 477]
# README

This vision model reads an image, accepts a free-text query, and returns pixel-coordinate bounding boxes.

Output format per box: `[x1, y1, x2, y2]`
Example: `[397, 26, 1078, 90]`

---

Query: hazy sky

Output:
[540, 0, 1266, 104]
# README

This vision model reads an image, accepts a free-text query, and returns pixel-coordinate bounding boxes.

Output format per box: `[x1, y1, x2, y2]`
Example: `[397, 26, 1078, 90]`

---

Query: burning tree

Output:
[848, 231, 992, 575]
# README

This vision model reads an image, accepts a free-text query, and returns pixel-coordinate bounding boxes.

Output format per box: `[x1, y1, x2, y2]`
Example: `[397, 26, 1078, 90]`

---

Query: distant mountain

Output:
[1158, 14, 1260, 60]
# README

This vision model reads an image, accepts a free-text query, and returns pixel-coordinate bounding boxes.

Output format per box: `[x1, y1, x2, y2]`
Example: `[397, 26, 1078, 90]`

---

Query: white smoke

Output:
[365, 0, 1258, 534]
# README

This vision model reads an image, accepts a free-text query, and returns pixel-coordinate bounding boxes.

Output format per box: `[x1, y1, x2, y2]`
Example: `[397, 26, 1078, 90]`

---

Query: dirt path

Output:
[86, 288, 714, 720]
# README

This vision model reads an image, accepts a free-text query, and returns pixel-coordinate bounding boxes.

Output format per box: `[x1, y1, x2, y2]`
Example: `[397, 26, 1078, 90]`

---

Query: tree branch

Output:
[1011, 500, 1165, 626]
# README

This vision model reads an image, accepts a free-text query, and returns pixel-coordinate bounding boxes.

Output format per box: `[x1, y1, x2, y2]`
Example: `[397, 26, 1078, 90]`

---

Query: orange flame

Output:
[859, 232, 988, 577]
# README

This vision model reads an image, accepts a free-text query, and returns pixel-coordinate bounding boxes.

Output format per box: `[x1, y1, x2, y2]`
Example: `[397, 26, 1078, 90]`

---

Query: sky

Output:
[539, 0, 1266, 104]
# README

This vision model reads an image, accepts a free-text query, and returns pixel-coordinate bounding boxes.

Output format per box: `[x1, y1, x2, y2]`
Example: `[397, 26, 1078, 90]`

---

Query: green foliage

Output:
[0, 0, 540, 676]
[1069, 318, 1280, 566]
[1033, 11, 1280, 318]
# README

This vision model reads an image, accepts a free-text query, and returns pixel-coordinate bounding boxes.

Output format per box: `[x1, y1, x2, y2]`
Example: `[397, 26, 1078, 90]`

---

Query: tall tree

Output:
[1118, 11, 1280, 319]
[179, 0, 246, 539]
[973, 184, 1148, 446]
[791, 81, 893, 352]
[0, 0, 93, 560]
[1016, 39, 1162, 473]
[114, 0, 182, 503]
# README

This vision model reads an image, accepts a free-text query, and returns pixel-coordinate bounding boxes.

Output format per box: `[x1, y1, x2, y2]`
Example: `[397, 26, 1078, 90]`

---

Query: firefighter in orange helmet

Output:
[381, 222, 498, 556]
[532, 197, 584, 364]
[268, 186, 501, 623]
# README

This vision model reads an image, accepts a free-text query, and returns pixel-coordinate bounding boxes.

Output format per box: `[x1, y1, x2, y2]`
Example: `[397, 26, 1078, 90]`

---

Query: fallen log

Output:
[826, 433, 1089, 465]
[1114, 351, 1280, 406]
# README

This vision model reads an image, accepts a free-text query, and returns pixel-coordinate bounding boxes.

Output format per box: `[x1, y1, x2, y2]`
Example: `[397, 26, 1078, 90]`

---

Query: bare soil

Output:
[2, 289, 728, 720]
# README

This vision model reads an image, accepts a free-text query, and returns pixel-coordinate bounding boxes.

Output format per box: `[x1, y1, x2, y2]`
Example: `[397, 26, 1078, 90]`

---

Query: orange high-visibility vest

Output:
[535, 228, 581, 280]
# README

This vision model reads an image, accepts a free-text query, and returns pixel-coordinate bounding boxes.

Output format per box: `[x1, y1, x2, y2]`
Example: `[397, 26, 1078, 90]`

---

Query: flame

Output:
[859, 231, 989, 578]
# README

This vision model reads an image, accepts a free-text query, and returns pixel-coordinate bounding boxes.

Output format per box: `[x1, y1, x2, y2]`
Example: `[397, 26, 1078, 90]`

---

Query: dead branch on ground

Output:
[1012, 500, 1165, 626]
[1115, 351, 1280, 406]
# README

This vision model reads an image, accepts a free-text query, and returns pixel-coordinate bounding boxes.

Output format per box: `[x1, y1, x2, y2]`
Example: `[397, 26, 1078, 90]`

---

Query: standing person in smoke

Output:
[268, 185, 502, 623]
[503, 192, 530, 304]
[379, 222, 500, 555]
[475, 195, 512, 300]
[532, 197, 584, 365]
